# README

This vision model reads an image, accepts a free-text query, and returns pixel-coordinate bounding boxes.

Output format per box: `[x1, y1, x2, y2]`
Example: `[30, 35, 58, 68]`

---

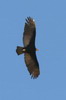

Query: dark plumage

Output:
[16, 17, 40, 78]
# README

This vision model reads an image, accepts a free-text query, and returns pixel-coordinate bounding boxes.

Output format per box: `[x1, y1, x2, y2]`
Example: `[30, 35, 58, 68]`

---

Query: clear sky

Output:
[0, 0, 66, 100]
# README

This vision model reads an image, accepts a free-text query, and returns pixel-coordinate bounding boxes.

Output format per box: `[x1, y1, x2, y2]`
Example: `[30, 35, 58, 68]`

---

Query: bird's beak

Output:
[36, 48, 39, 51]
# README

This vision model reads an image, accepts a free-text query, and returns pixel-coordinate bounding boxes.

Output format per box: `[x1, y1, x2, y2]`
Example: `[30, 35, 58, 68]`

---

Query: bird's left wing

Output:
[24, 52, 40, 78]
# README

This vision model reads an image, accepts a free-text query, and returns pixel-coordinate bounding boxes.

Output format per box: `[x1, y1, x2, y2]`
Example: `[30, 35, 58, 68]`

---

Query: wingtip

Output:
[31, 68, 40, 79]
[25, 17, 35, 23]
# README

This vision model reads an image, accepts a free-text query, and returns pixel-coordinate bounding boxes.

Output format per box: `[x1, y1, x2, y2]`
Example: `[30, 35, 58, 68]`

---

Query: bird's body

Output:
[16, 17, 40, 78]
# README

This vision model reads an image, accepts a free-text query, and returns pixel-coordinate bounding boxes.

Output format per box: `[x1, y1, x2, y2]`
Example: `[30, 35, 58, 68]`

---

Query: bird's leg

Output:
[23, 49, 26, 52]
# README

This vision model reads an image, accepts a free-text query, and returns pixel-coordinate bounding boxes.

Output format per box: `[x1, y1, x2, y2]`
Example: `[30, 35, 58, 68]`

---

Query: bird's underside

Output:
[16, 17, 40, 79]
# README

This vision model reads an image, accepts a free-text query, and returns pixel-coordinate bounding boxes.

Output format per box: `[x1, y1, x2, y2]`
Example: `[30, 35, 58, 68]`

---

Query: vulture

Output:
[16, 17, 40, 78]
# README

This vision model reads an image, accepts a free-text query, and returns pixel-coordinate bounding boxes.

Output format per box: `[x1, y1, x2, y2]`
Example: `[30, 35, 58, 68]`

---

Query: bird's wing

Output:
[24, 52, 40, 78]
[23, 17, 36, 47]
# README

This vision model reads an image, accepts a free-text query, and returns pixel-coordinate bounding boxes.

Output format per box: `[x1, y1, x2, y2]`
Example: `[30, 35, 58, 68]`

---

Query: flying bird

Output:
[16, 17, 40, 78]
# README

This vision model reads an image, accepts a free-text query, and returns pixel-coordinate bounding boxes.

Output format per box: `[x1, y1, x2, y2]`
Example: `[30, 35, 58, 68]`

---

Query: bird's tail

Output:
[16, 46, 24, 55]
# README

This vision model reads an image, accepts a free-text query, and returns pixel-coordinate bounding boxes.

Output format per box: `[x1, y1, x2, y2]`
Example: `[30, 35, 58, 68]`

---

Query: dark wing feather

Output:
[23, 17, 36, 47]
[24, 52, 40, 78]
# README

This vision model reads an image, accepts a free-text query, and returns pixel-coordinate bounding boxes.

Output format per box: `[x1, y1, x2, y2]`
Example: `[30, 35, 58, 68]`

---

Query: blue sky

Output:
[0, 0, 66, 100]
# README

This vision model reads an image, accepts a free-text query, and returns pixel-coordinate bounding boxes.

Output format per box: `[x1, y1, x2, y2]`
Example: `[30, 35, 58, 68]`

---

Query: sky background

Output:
[0, 0, 66, 100]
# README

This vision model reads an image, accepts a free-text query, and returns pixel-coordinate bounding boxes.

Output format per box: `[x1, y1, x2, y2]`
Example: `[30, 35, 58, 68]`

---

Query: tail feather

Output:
[16, 46, 24, 55]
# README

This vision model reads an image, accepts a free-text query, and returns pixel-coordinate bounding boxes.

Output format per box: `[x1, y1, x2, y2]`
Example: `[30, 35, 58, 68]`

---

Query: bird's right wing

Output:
[23, 17, 36, 47]
[24, 52, 40, 78]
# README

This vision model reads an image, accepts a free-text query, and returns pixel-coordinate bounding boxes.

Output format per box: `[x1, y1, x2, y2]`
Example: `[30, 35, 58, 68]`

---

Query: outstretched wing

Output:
[23, 17, 36, 47]
[24, 52, 40, 78]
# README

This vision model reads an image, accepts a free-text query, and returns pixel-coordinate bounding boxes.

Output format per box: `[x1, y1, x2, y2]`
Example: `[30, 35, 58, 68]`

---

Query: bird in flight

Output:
[16, 17, 40, 79]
